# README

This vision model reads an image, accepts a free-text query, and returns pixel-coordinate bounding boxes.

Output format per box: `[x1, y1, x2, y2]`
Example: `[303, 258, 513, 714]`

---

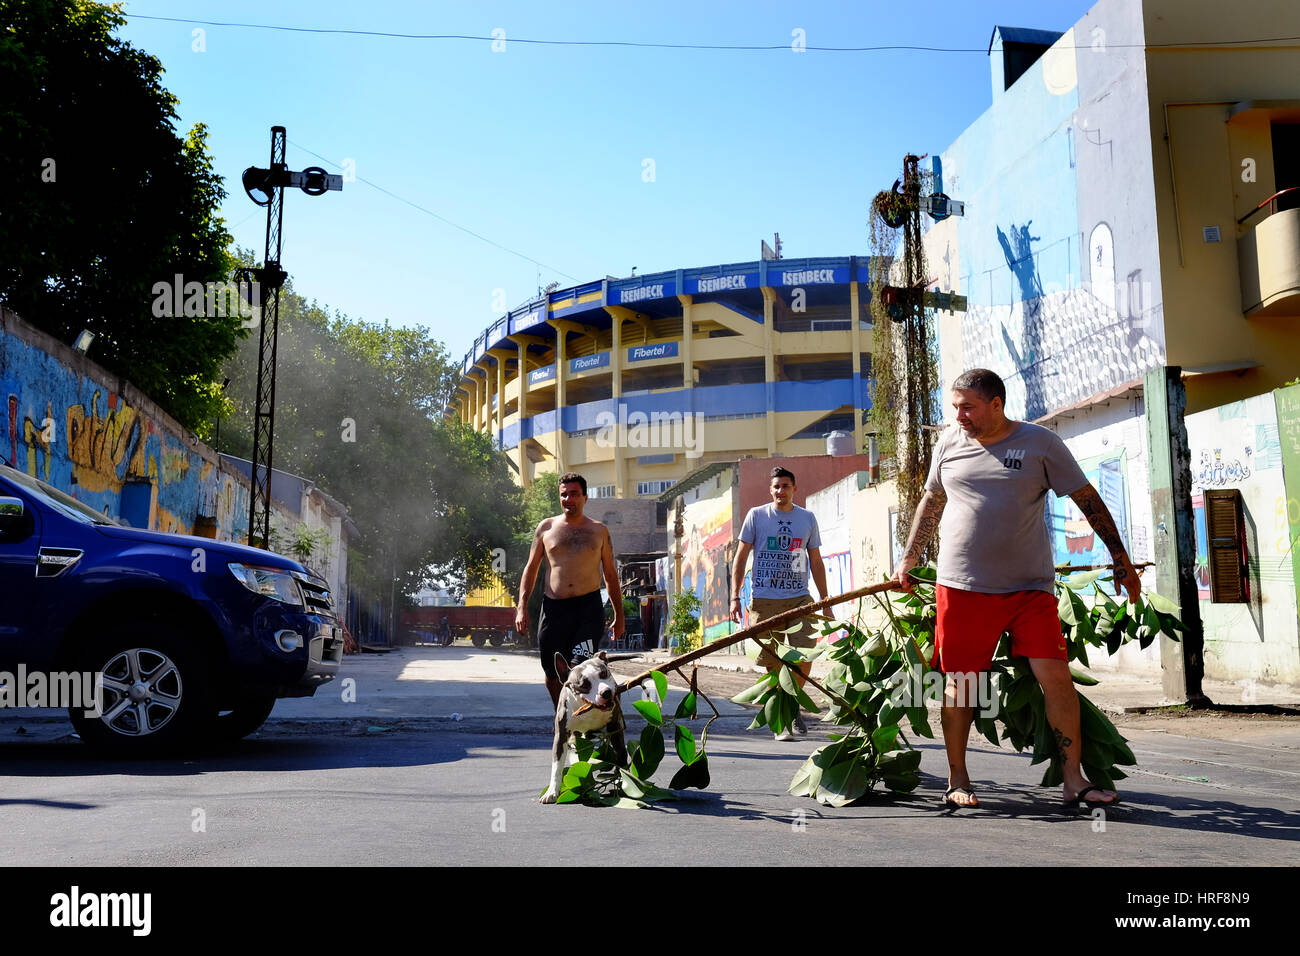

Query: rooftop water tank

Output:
[826, 430, 854, 457]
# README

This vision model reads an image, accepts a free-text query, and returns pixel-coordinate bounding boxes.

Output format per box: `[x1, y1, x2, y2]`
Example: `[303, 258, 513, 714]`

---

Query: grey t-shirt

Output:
[925, 421, 1087, 594]
[739, 503, 822, 600]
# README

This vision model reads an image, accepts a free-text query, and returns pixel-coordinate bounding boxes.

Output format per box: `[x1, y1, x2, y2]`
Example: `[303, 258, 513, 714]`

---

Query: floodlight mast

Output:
[242, 126, 342, 550]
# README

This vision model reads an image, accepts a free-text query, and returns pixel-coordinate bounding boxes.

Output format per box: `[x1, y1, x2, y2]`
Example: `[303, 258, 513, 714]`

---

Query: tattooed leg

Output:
[1029, 657, 1119, 803]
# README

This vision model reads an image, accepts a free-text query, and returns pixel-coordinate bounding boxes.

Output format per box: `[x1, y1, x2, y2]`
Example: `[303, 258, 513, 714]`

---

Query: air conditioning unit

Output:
[810, 320, 850, 331]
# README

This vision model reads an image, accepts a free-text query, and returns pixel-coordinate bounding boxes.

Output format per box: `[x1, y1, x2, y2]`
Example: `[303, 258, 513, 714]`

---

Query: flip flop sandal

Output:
[1064, 785, 1121, 807]
[944, 786, 979, 808]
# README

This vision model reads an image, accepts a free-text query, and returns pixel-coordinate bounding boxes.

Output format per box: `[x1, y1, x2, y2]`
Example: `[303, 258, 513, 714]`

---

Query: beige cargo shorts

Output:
[749, 593, 818, 669]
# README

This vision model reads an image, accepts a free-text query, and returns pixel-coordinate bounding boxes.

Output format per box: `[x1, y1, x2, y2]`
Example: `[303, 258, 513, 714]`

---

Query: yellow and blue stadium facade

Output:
[448, 255, 877, 497]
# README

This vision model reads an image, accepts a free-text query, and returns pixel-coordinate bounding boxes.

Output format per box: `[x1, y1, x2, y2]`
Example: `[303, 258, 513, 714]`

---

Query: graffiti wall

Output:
[679, 487, 733, 641]
[1186, 391, 1298, 685]
[1, 307, 252, 541]
[1053, 402, 1159, 675]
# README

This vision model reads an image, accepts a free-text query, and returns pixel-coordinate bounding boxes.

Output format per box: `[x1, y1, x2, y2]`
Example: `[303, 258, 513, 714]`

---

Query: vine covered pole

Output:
[616, 580, 899, 694]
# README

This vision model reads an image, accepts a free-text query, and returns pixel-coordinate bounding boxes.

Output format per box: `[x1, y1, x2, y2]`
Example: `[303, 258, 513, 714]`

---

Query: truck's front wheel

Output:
[209, 691, 277, 743]
[69, 624, 213, 755]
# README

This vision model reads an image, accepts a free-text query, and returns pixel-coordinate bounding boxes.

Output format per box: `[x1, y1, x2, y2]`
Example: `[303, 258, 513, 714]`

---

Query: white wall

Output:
[1186, 391, 1299, 685]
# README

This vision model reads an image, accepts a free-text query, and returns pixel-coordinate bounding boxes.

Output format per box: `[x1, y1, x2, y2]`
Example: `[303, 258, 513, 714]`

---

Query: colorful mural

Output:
[678, 492, 733, 640]
[1191, 492, 1211, 599]
[1046, 449, 1130, 570]
[1, 315, 252, 542]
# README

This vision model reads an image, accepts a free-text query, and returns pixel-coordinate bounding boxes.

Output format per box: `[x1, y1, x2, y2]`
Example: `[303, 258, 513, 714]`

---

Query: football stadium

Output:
[449, 255, 878, 498]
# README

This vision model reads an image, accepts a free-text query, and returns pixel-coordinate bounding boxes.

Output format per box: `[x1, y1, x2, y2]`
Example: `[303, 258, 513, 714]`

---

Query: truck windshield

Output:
[0, 465, 119, 526]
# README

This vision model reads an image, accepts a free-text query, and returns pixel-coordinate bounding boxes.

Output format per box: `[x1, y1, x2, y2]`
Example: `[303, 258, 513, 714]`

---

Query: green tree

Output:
[505, 472, 562, 640]
[0, 1, 240, 431]
[219, 274, 521, 606]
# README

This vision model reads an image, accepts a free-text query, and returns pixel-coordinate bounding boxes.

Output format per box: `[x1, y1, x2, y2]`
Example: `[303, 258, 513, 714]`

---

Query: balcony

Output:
[1238, 194, 1300, 318]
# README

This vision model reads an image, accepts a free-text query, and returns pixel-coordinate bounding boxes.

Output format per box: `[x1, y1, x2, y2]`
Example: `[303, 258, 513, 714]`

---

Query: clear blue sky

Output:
[118, 0, 1096, 362]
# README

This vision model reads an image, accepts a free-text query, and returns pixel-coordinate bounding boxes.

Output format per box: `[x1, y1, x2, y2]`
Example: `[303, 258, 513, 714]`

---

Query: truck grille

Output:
[294, 572, 335, 616]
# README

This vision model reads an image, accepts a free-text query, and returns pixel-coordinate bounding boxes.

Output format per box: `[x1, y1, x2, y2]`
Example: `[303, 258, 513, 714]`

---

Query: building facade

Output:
[914, 0, 1300, 686]
[449, 256, 878, 498]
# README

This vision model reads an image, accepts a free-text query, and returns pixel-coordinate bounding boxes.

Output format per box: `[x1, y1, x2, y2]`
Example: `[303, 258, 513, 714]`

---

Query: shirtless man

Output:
[516, 473, 625, 709]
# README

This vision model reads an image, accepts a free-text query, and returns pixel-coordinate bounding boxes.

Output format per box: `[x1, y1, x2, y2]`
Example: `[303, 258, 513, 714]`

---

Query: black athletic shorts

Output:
[538, 590, 606, 679]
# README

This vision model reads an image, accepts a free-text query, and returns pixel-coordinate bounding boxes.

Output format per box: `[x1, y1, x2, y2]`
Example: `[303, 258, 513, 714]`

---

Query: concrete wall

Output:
[735, 453, 873, 520]
[1185, 390, 1299, 684]
[587, 497, 663, 555]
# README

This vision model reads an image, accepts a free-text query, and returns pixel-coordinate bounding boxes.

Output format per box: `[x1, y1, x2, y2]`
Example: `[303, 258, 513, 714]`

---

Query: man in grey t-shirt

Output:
[894, 369, 1139, 809]
[731, 467, 828, 741]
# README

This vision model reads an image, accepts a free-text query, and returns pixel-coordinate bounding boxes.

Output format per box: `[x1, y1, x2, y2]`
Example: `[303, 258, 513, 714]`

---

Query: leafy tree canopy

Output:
[0, 0, 238, 430]
[219, 264, 522, 604]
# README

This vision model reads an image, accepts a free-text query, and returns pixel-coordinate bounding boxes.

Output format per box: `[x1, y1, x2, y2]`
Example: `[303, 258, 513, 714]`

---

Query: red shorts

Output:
[933, 585, 1065, 674]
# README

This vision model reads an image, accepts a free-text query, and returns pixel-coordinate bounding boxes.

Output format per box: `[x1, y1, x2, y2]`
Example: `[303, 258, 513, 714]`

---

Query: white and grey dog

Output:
[540, 651, 628, 804]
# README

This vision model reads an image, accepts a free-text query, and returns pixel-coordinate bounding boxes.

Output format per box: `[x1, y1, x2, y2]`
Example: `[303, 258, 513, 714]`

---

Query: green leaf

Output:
[1068, 590, 1094, 643]
[862, 632, 890, 657]
[1069, 666, 1099, 686]
[674, 723, 698, 764]
[630, 724, 665, 779]
[632, 698, 662, 726]
[871, 723, 901, 753]
[778, 664, 801, 698]
[651, 671, 668, 702]
[1143, 590, 1181, 615]
[876, 748, 922, 773]
[604, 796, 651, 810]
[880, 698, 911, 727]
[764, 692, 784, 735]
[669, 754, 711, 790]
[1062, 569, 1105, 590]
[901, 636, 925, 670]
[906, 706, 934, 738]
[674, 691, 697, 720]
[973, 714, 1000, 747]
[556, 789, 582, 804]
[562, 762, 591, 789]
[1057, 588, 1077, 625]
[618, 770, 647, 799]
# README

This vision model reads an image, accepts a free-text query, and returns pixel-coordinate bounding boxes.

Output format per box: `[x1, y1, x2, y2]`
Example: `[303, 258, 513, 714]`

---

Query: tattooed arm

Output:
[1069, 483, 1141, 604]
[893, 487, 946, 591]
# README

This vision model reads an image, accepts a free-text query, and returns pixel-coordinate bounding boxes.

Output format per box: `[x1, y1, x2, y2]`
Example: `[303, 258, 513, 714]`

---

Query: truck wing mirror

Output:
[0, 496, 33, 542]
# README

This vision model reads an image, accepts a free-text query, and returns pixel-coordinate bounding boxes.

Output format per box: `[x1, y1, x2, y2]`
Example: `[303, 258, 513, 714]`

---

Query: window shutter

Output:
[1204, 489, 1247, 603]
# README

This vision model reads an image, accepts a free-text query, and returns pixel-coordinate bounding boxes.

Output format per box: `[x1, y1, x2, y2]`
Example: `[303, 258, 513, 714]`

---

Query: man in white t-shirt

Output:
[731, 467, 828, 741]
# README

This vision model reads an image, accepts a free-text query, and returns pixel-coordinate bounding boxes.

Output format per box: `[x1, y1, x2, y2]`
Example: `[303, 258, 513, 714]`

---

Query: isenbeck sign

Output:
[569, 352, 610, 374]
[690, 273, 757, 294]
[628, 342, 678, 363]
[611, 281, 675, 304]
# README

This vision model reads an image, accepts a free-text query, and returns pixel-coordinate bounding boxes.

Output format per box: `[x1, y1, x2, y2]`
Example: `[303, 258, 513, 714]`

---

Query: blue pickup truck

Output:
[0, 460, 343, 753]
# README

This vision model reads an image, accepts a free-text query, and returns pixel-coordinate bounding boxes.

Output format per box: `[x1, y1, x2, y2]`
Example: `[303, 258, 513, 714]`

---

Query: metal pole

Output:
[248, 126, 288, 550]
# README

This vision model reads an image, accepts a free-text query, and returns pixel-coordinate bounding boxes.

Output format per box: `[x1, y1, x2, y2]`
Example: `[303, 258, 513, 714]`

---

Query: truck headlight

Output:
[228, 563, 305, 607]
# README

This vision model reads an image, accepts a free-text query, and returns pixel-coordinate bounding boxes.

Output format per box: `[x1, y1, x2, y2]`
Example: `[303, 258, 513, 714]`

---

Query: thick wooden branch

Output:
[616, 580, 899, 694]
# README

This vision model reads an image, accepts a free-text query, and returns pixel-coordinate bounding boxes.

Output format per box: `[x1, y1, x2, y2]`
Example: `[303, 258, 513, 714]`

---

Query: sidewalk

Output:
[0, 643, 1295, 752]
[630, 646, 1300, 714]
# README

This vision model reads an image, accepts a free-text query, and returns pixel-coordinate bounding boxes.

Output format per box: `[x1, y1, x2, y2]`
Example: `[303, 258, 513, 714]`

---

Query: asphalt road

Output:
[0, 645, 1295, 867]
